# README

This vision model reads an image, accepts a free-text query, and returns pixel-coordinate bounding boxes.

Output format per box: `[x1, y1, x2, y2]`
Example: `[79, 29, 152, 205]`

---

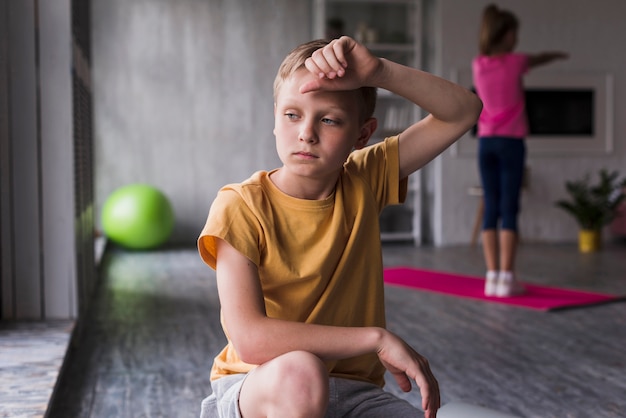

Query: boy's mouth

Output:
[294, 151, 318, 159]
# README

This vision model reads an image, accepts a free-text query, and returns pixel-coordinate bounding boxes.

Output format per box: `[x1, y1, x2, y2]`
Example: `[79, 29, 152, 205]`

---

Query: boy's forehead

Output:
[278, 69, 315, 96]
[283, 68, 316, 89]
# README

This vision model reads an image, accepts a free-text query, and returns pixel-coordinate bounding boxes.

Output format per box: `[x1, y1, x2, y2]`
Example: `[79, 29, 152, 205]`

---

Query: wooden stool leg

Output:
[471, 198, 484, 246]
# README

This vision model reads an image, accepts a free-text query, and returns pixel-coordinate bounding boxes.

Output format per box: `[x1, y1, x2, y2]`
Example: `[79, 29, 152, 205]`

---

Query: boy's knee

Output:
[269, 351, 328, 387]
[264, 351, 329, 414]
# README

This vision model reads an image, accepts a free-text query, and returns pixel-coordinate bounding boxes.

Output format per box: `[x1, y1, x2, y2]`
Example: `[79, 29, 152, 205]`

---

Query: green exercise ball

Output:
[102, 184, 174, 250]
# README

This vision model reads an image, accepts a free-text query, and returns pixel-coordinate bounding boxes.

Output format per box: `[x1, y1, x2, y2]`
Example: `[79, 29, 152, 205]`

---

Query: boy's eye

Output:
[285, 113, 298, 120]
[321, 118, 339, 125]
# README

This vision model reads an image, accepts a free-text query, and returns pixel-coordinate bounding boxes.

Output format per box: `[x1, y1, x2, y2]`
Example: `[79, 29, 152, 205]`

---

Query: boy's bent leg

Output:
[239, 350, 330, 418]
[329, 377, 422, 418]
[200, 393, 218, 418]
[208, 374, 248, 418]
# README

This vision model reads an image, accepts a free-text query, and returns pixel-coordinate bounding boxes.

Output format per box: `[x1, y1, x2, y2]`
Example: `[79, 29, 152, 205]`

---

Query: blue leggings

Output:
[478, 136, 526, 232]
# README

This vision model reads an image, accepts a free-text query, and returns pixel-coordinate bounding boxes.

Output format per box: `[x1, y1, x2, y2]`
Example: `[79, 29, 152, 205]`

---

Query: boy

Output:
[198, 36, 482, 418]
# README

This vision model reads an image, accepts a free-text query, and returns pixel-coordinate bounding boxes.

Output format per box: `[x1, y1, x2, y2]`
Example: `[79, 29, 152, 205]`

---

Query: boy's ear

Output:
[354, 117, 378, 150]
[273, 103, 277, 136]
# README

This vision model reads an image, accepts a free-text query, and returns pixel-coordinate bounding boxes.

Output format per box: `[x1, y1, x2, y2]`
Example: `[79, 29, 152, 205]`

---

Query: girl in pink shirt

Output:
[472, 4, 567, 297]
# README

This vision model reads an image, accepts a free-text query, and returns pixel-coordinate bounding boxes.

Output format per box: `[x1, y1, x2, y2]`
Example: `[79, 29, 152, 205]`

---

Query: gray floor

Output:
[47, 242, 626, 418]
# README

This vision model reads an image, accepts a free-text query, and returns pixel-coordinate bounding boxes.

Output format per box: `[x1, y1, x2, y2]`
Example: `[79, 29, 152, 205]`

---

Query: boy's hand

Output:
[377, 331, 440, 418]
[300, 36, 384, 94]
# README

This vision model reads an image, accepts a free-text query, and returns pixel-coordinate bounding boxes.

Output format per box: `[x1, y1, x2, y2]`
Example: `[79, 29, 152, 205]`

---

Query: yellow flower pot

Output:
[578, 229, 601, 253]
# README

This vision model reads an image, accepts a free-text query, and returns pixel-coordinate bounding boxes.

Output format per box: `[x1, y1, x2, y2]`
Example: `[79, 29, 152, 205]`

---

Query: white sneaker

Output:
[484, 271, 498, 296]
[496, 271, 525, 297]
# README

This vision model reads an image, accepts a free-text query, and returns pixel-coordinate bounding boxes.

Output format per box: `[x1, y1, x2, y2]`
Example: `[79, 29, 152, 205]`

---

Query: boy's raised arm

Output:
[301, 36, 482, 179]
[391, 63, 482, 179]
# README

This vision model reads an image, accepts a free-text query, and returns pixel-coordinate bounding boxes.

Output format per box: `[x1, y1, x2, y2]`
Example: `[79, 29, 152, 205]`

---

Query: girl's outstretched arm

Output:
[528, 51, 569, 68]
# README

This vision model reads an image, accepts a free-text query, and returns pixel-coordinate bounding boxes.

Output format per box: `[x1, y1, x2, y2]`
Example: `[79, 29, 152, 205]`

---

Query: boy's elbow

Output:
[464, 93, 482, 129]
[236, 344, 261, 364]
[470, 92, 483, 122]
[231, 329, 270, 365]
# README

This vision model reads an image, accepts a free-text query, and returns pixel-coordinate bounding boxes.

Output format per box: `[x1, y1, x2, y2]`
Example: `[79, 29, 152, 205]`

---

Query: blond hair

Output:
[479, 4, 519, 55]
[273, 39, 377, 121]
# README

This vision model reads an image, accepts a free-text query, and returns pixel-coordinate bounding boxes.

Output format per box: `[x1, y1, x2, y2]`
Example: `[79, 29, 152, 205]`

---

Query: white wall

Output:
[434, 0, 626, 245]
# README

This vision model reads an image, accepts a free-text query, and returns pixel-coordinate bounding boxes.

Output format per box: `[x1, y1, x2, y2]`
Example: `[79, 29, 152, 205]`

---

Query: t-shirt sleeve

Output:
[197, 187, 262, 270]
[346, 135, 408, 211]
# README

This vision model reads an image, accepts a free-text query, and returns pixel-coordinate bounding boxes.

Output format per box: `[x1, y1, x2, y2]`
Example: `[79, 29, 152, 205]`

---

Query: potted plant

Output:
[555, 169, 626, 252]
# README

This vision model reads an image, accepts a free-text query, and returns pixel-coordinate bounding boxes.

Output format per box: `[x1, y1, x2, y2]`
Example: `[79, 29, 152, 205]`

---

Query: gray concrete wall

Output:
[92, 0, 312, 244]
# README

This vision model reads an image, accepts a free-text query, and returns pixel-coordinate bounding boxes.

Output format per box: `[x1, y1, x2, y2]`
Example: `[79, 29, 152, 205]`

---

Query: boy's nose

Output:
[299, 124, 318, 143]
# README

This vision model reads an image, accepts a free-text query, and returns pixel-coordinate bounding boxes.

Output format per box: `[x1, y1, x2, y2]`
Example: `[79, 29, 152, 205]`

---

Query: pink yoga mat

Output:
[384, 267, 622, 311]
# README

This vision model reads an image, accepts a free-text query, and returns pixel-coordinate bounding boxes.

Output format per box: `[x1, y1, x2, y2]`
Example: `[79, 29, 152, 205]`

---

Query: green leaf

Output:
[554, 169, 626, 230]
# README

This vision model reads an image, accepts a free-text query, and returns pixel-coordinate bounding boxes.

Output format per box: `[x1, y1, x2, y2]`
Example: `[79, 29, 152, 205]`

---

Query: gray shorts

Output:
[200, 373, 422, 418]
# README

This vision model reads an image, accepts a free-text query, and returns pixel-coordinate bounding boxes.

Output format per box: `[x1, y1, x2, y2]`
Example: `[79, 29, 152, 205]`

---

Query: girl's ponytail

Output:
[479, 4, 519, 55]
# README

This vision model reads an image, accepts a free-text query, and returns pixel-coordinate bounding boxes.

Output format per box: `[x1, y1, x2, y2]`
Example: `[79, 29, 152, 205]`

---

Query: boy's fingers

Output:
[332, 37, 351, 67]
[304, 57, 325, 80]
[422, 391, 440, 418]
[410, 359, 440, 416]
[308, 39, 351, 79]
[391, 371, 412, 392]
[320, 48, 344, 78]
[309, 46, 341, 79]
[310, 49, 331, 73]
[422, 374, 440, 417]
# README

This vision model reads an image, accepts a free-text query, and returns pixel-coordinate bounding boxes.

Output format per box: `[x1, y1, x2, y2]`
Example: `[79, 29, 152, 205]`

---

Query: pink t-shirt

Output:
[472, 53, 529, 138]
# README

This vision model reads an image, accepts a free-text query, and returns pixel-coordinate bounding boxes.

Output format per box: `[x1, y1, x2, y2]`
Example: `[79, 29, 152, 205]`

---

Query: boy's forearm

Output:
[232, 317, 385, 365]
[375, 59, 481, 126]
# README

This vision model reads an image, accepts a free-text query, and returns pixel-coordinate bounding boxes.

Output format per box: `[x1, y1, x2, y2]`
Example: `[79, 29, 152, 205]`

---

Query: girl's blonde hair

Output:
[273, 39, 377, 122]
[479, 4, 519, 55]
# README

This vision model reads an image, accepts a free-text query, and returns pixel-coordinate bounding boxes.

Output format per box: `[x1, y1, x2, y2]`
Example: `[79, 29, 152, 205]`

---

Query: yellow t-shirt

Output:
[198, 136, 407, 387]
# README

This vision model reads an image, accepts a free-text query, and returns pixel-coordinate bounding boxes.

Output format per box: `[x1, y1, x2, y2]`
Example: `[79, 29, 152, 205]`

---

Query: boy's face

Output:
[273, 69, 370, 182]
